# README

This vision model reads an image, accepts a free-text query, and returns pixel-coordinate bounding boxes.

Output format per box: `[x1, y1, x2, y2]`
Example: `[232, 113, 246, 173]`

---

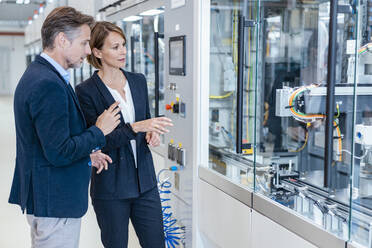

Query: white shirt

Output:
[105, 80, 137, 167]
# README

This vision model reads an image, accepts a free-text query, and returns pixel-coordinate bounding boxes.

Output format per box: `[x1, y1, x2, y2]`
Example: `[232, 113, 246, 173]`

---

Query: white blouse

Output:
[105, 80, 137, 167]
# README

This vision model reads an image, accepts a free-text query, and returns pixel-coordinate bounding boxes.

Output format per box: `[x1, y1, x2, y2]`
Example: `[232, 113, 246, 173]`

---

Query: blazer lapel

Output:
[92, 72, 126, 125]
[36, 56, 86, 125]
[123, 70, 141, 122]
[67, 84, 86, 126]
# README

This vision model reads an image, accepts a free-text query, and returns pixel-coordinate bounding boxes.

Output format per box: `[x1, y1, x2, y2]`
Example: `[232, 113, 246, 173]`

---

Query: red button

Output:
[165, 104, 172, 110]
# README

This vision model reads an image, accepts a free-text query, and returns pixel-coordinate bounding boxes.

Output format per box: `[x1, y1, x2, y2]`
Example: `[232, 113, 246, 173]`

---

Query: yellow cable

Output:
[209, 91, 234, 99]
[288, 84, 343, 161]
[334, 122, 342, 162]
[230, 1, 238, 140]
[288, 128, 309, 153]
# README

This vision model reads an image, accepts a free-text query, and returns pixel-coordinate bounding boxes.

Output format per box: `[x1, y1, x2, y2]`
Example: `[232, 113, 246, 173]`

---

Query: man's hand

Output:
[95, 102, 121, 136]
[146, 132, 161, 147]
[90, 150, 112, 174]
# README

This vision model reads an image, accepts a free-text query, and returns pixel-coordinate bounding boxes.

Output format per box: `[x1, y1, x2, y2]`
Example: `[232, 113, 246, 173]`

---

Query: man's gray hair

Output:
[41, 7, 95, 50]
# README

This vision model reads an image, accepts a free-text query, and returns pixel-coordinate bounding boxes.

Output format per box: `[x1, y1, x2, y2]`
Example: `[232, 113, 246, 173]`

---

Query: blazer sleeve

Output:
[75, 83, 137, 152]
[29, 80, 106, 167]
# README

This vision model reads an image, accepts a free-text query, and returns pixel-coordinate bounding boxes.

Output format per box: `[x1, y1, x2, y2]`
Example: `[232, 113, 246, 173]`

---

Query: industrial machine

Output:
[207, 0, 372, 247]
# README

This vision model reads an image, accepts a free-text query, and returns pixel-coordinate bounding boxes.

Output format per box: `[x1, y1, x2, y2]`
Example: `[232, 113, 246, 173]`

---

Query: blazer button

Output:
[120, 156, 124, 160]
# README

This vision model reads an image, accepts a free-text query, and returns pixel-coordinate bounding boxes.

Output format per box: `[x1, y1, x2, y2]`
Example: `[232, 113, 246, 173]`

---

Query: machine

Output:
[208, 0, 372, 247]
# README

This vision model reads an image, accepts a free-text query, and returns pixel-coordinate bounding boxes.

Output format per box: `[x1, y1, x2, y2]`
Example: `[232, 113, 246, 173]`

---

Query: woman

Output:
[75, 21, 172, 248]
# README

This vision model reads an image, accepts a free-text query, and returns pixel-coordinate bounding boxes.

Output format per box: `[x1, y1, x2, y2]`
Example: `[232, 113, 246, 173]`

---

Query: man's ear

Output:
[55, 32, 70, 49]
[92, 47, 102, 59]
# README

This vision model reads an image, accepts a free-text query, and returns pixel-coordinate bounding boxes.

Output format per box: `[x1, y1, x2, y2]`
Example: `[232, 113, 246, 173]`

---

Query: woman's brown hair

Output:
[87, 21, 126, 69]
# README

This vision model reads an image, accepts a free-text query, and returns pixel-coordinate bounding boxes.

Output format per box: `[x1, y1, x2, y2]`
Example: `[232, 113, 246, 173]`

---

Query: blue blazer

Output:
[75, 70, 157, 200]
[9, 55, 106, 218]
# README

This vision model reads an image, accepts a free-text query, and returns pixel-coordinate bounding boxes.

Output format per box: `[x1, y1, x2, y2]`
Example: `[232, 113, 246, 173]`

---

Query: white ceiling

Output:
[0, 0, 45, 27]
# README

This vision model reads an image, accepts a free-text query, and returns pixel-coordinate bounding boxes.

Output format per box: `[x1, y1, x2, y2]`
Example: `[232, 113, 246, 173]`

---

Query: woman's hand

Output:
[131, 117, 173, 134]
[95, 102, 121, 136]
[146, 132, 161, 147]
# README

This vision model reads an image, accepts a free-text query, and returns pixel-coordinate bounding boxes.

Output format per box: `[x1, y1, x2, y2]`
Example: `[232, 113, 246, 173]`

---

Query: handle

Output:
[130, 36, 135, 72]
[236, 16, 256, 154]
[154, 32, 164, 117]
[324, 0, 338, 189]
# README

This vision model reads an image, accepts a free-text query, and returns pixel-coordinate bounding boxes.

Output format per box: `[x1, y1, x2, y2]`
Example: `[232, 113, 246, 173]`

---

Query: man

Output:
[8, 7, 120, 248]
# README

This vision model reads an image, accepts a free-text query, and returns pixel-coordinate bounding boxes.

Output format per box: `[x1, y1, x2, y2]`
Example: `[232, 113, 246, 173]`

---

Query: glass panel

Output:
[208, 0, 258, 189]
[350, 2, 372, 245]
[122, 11, 165, 118]
[81, 60, 92, 82]
[158, 33, 165, 117]
[121, 21, 132, 71]
[70, 69, 75, 88]
[26, 55, 32, 67]
[74, 67, 82, 86]
[254, 0, 358, 241]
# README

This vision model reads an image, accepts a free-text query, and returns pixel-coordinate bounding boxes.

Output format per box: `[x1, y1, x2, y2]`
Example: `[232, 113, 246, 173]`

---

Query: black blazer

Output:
[9, 55, 106, 218]
[76, 69, 157, 200]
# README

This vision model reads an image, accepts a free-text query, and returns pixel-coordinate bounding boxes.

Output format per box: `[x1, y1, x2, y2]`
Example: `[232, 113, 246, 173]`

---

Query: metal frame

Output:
[130, 36, 135, 72]
[199, 167, 347, 248]
[199, 167, 253, 207]
[253, 193, 346, 248]
[348, 242, 365, 248]
[154, 31, 164, 117]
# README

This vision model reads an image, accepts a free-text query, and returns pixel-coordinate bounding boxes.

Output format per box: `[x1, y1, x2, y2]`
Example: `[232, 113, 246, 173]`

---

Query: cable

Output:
[288, 84, 343, 161]
[334, 103, 340, 118]
[288, 124, 310, 153]
[209, 91, 234, 99]
[340, 148, 370, 160]
[288, 84, 324, 121]
[157, 167, 185, 248]
[358, 43, 372, 54]
[221, 126, 233, 141]
[334, 121, 342, 162]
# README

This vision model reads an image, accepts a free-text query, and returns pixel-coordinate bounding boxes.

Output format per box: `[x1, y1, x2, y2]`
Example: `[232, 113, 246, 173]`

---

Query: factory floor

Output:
[0, 96, 141, 248]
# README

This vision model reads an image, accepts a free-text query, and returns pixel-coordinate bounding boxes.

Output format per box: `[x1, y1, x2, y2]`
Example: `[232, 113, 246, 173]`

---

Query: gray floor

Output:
[0, 96, 140, 248]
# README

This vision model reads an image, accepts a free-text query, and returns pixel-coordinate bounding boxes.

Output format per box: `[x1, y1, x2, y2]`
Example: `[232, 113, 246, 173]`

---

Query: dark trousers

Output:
[92, 186, 165, 248]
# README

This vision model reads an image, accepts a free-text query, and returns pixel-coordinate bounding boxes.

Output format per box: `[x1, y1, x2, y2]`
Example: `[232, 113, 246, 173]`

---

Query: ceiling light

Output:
[139, 9, 164, 16]
[16, 0, 24, 4]
[24, 0, 30, 4]
[33, 10, 38, 19]
[123, 16, 142, 22]
[39, 4, 44, 13]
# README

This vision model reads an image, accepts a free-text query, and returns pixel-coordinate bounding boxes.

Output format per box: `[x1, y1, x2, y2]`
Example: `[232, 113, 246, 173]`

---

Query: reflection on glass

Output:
[209, 0, 258, 188]
[74, 67, 82, 87]
[256, 0, 355, 242]
[81, 60, 92, 82]
[207, 0, 372, 244]
[351, 25, 372, 247]
[122, 10, 165, 117]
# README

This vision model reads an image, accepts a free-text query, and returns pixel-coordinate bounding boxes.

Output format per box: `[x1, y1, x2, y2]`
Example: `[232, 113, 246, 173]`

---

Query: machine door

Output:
[208, 0, 259, 185]
[123, 11, 164, 117]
